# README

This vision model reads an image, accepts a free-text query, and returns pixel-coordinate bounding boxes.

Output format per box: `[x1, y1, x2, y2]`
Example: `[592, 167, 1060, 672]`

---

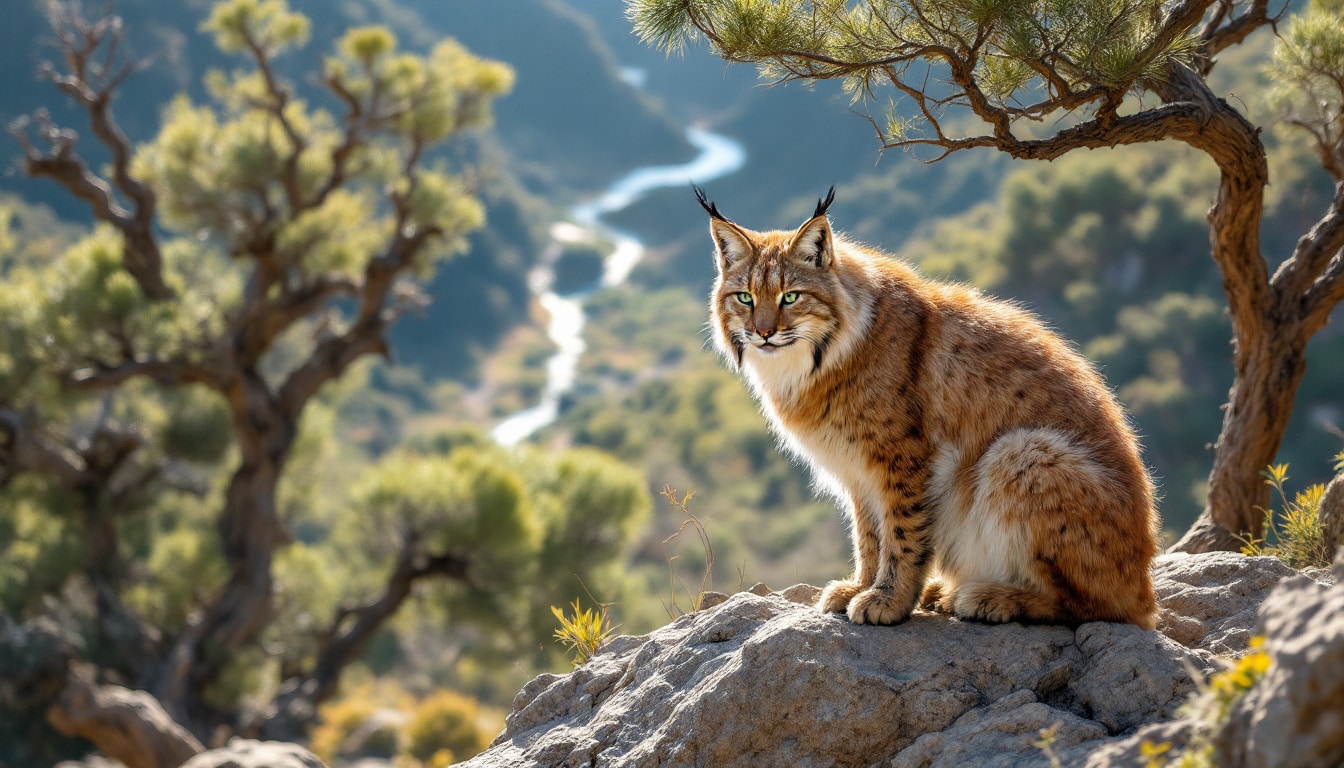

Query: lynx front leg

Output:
[817, 496, 880, 614]
[847, 490, 933, 625]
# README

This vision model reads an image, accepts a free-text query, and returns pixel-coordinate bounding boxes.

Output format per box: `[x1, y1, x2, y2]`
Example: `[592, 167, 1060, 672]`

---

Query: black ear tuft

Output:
[694, 185, 730, 222]
[813, 186, 837, 219]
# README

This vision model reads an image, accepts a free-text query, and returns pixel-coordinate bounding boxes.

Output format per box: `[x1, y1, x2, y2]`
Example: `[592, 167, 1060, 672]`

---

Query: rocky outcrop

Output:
[1214, 555, 1344, 768]
[461, 552, 1330, 767]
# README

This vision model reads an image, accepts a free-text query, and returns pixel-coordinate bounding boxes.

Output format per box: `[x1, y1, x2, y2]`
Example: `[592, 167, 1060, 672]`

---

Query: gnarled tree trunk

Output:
[153, 374, 296, 728]
[1175, 333, 1309, 553]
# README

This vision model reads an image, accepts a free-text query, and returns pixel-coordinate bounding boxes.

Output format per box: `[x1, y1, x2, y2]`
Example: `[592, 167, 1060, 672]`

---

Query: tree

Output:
[256, 435, 651, 740]
[1, 0, 526, 758]
[627, 0, 1344, 553]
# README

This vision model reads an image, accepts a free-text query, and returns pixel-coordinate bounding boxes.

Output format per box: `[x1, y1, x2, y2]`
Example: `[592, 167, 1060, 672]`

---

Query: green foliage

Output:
[1240, 464, 1333, 569]
[329, 432, 650, 667]
[0, 1, 533, 751]
[356, 448, 536, 556]
[203, 0, 311, 55]
[627, 0, 1197, 130]
[551, 599, 617, 667]
[0, 206, 13, 256]
[0, 490, 86, 616]
[1265, 0, 1344, 172]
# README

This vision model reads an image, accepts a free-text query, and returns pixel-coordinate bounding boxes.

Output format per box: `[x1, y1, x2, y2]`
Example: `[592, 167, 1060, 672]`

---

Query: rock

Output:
[746, 582, 772, 596]
[468, 582, 1216, 766]
[461, 551, 1324, 768]
[780, 583, 823, 605]
[889, 689, 1106, 768]
[178, 739, 326, 768]
[695, 591, 729, 610]
[1319, 472, 1344, 556]
[1150, 552, 1297, 655]
[1214, 554, 1344, 768]
[1068, 622, 1210, 731]
[1059, 719, 1196, 768]
[53, 757, 127, 768]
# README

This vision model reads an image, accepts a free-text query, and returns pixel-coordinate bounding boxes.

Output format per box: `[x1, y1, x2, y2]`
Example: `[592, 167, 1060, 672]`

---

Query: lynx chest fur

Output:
[698, 187, 1159, 628]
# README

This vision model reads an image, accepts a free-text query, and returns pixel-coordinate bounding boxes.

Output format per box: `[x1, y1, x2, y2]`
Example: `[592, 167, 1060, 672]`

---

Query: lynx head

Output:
[697, 186, 844, 377]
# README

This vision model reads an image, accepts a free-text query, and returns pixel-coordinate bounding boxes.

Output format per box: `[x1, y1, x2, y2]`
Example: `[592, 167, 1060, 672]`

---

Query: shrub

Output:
[399, 690, 497, 766]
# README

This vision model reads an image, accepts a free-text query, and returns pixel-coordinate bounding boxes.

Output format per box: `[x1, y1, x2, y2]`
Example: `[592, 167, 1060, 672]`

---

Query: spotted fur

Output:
[702, 190, 1159, 628]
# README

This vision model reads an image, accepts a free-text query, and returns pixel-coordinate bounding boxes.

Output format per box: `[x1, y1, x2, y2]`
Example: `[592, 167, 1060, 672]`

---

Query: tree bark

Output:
[1172, 333, 1309, 553]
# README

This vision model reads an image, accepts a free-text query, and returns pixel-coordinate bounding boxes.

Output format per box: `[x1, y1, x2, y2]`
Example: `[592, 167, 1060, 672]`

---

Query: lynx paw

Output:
[817, 579, 863, 614]
[919, 578, 948, 612]
[949, 583, 1049, 624]
[847, 587, 914, 625]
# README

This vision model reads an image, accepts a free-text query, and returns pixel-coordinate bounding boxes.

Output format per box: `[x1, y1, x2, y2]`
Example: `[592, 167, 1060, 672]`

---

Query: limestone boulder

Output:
[178, 739, 326, 768]
[463, 577, 1219, 767]
[1150, 551, 1297, 655]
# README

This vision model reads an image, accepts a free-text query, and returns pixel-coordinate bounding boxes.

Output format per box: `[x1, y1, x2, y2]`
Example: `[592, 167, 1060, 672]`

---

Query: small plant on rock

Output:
[659, 485, 715, 616]
[551, 599, 618, 668]
[1240, 464, 1332, 569]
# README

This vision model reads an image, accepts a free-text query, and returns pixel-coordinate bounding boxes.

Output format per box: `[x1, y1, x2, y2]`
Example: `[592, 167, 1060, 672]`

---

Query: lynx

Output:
[697, 186, 1159, 628]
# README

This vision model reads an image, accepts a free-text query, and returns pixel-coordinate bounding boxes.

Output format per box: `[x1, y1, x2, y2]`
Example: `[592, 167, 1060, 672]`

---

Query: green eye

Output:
[735, 292, 754, 305]
[781, 291, 800, 305]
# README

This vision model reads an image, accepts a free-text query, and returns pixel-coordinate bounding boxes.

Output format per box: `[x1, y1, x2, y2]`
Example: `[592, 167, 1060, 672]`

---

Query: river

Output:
[490, 126, 746, 446]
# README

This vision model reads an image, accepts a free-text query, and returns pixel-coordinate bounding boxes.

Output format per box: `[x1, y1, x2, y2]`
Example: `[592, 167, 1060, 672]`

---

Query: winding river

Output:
[491, 126, 747, 445]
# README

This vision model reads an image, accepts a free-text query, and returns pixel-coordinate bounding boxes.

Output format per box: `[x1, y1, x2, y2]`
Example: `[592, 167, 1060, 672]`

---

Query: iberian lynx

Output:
[698, 186, 1159, 628]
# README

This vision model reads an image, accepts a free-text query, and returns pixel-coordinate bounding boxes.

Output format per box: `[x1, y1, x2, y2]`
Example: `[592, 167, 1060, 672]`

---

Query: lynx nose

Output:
[755, 322, 776, 339]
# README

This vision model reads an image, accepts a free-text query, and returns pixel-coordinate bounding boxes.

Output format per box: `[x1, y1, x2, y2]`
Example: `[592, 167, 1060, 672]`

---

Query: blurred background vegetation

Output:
[0, 0, 1341, 765]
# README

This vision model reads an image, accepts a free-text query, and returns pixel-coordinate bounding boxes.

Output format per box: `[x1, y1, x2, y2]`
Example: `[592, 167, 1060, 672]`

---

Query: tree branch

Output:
[276, 151, 442, 417]
[254, 536, 469, 740]
[12, 3, 171, 299]
[238, 25, 307, 212]
[233, 276, 361, 365]
[1275, 181, 1344, 330]
[0, 407, 90, 489]
[1199, 0, 1278, 65]
[68, 356, 219, 392]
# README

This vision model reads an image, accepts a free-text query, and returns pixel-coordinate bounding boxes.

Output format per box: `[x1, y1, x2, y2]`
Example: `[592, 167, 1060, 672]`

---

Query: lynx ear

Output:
[696, 185, 753, 272]
[790, 214, 834, 269]
[710, 218, 753, 272]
